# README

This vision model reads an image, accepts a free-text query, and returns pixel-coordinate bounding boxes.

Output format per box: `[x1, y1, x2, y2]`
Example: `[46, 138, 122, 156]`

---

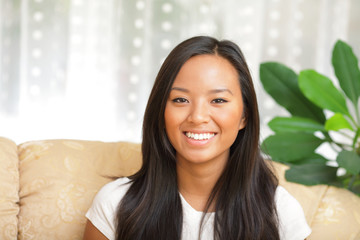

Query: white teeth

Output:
[185, 132, 215, 140]
[199, 134, 204, 140]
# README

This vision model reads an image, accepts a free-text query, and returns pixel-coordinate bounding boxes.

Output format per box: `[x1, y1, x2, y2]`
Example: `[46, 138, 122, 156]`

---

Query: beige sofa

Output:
[0, 137, 359, 240]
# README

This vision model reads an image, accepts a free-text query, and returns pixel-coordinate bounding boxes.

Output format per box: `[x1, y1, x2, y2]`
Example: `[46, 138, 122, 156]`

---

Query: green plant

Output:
[260, 40, 360, 196]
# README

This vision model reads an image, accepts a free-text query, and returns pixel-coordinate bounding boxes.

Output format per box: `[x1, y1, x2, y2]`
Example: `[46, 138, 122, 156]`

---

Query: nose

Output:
[187, 101, 210, 124]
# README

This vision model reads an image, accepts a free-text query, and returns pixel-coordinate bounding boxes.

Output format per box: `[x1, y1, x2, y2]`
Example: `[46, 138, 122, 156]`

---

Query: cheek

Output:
[215, 107, 244, 131]
[164, 107, 174, 134]
[164, 105, 181, 138]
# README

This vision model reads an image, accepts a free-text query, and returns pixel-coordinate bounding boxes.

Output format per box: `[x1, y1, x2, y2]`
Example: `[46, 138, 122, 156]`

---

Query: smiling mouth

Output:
[184, 132, 216, 140]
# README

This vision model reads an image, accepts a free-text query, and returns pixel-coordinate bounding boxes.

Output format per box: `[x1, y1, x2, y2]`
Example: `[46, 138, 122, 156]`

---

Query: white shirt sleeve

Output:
[85, 178, 131, 240]
[276, 186, 312, 240]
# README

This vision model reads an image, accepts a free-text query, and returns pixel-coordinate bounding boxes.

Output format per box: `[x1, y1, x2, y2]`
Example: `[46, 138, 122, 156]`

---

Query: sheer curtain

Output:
[0, 0, 359, 144]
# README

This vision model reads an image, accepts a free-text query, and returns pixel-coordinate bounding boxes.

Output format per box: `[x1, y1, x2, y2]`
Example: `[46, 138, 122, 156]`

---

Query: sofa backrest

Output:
[1, 137, 360, 239]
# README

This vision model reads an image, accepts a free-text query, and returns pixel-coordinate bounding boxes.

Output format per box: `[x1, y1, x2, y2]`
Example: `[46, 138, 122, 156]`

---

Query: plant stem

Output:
[348, 174, 357, 190]
[352, 128, 360, 149]
[328, 142, 342, 153]
[326, 137, 352, 151]
[325, 131, 354, 150]
[355, 103, 360, 126]
[337, 131, 354, 140]
[347, 112, 359, 129]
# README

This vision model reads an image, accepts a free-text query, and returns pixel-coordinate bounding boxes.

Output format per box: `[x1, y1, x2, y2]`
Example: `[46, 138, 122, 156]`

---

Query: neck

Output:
[176, 156, 227, 212]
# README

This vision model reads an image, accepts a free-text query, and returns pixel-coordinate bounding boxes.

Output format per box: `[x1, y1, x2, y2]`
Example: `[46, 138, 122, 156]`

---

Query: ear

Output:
[238, 116, 247, 130]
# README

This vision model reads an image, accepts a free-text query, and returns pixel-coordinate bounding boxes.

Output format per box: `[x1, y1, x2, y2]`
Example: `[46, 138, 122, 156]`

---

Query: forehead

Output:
[172, 54, 240, 90]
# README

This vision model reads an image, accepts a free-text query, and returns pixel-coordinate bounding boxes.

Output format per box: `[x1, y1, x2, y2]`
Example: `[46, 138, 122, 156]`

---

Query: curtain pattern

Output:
[0, 0, 359, 143]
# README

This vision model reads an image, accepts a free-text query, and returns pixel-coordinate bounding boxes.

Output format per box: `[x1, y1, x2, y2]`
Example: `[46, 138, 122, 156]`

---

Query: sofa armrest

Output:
[17, 140, 141, 239]
[0, 137, 19, 240]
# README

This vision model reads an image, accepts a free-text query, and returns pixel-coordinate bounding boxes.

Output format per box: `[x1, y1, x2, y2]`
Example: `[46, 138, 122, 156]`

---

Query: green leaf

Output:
[261, 132, 323, 162]
[350, 184, 360, 196]
[336, 150, 360, 175]
[285, 164, 338, 185]
[288, 153, 328, 165]
[325, 113, 354, 131]
[332, 40, 360, 107]
[298, 70, 350, 116]
[268, 116, 324, 133]
[260, 62, 325, 123]
[353, 129, 360, 149]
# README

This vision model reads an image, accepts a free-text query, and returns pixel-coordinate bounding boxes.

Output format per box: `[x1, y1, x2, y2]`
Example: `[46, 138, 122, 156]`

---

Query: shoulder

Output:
[275, 185, 301, 208]
[96, 177, 131, 201]
[275, 186, 312, 240]
[91, 177, 131, 212]
[85, 177, 132, 240]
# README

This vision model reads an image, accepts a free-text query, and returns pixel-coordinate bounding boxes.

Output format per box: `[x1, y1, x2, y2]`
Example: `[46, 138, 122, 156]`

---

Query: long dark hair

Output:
[116, 36, 279, 240]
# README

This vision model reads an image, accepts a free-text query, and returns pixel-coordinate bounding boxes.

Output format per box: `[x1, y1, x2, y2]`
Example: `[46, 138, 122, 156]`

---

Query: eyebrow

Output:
[209, 88, 233, 95]
[171, 87, 233, 95]
[171, 87, 189, 93]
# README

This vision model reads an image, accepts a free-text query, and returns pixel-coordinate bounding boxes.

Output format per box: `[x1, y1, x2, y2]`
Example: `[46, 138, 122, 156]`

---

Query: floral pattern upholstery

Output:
[0, 137, 359, 239]
[0, 137, 19, 240]
[273, 162, 360, 240]
[17, 139, 141, 240]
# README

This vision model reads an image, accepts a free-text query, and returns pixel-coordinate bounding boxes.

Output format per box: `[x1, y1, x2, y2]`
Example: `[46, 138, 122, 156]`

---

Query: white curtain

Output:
[0, 0, 359, 144]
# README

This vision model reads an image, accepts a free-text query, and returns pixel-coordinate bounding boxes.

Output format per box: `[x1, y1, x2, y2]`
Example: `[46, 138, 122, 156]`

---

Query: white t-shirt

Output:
[86, 178, 311, 240]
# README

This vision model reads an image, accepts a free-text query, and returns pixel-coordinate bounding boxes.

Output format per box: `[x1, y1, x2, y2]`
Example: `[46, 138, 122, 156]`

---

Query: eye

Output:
[172, 97, 188, 103]
[211, 98, 228, 104]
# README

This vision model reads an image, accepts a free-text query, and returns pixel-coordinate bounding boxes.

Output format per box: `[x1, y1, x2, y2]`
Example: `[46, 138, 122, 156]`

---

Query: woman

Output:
[83, 36, 311, 240]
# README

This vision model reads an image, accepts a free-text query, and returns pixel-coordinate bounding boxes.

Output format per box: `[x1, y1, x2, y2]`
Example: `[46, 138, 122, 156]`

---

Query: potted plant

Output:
[260, 40, 360, 196]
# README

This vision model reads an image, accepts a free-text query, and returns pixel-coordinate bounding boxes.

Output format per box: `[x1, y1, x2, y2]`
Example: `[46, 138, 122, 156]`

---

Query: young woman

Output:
[83, 36, 311, 240]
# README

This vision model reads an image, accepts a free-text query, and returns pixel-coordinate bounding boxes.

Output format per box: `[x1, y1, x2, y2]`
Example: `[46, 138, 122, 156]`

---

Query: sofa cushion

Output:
[0, 137, 19, 240]
[309, 186, 360, 239]
[273, 161, 360, 239]
[18, 140, 142, 240]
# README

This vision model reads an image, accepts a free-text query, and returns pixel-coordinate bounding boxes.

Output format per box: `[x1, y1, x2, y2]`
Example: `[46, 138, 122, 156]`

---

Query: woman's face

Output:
[164, 54, 246, 168]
